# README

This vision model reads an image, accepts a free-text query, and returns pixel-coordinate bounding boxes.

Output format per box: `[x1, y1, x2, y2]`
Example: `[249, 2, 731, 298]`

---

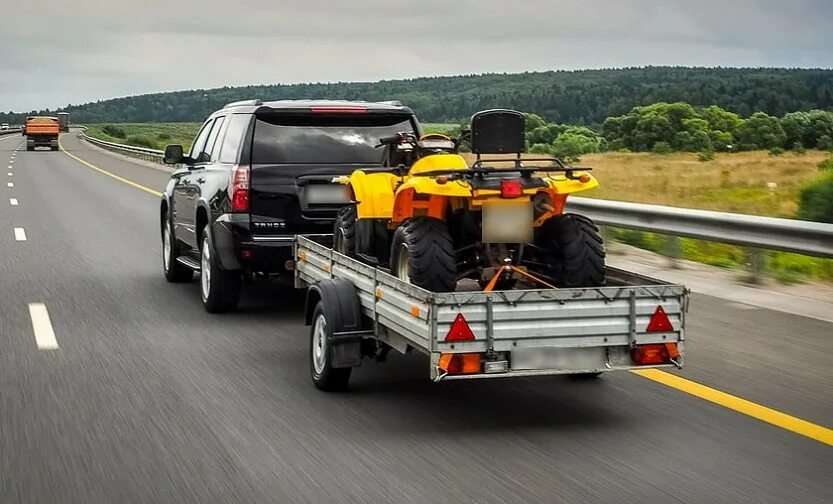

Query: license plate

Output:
[482, 201, 533, 243]
[511, 346, 606, 371]
[305, 184, 350, 205]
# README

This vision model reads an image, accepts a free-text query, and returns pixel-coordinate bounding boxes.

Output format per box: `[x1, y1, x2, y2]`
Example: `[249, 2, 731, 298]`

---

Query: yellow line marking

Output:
[632, 369, 833, 446]
[50, 136, 833, 448]
[58, 135, 163, 197]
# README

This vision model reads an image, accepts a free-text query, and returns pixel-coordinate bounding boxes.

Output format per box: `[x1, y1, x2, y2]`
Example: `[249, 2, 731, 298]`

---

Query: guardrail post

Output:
[666, 236, 682, 269]
[745, 248, 765, 284]
[600, 226, 618, 254]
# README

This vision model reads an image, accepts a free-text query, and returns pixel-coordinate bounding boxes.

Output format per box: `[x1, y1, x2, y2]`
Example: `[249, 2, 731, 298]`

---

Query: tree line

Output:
[2, 67, 833, 126]
[522, 103, 833, 160]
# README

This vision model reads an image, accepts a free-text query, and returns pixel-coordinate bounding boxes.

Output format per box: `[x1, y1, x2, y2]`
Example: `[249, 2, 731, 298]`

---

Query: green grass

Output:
[422, 123, 460, 136]
[85, 123, 201, 151]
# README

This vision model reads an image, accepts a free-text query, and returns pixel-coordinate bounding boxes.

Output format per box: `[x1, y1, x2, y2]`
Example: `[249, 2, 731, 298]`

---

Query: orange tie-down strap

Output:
[483, 265, 557, 292]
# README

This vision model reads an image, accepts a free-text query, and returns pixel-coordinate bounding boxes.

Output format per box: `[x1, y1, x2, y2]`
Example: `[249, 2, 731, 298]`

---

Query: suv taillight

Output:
[230, 165, 250, 212]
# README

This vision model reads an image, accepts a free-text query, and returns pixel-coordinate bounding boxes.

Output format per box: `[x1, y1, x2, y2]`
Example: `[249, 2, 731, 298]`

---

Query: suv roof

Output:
[219, 99, 414, 115]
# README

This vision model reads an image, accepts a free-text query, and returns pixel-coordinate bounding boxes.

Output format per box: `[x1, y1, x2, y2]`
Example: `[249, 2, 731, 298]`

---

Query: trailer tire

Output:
[391, 217, 457, 292]
[535, 214, 606, 288]
[26, 146, 33, 152]
[333, 205, 357, 257]
[310, 302, 353, 391]
[568, 372, 603, 379]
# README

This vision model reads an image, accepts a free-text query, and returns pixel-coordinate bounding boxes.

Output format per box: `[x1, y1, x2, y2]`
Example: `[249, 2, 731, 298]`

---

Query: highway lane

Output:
[0, 133, 830, 503]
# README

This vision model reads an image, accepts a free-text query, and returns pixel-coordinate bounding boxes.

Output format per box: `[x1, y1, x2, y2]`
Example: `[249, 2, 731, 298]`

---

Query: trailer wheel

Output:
[310, 303, 352, 391]
[391, 217, 457, 292]
[535, 214, 606, 288]
[333, 205, 357, 257]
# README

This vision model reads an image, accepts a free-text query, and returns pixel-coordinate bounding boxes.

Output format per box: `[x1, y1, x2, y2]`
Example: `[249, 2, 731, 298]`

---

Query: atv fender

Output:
[347, 171, 398, 219]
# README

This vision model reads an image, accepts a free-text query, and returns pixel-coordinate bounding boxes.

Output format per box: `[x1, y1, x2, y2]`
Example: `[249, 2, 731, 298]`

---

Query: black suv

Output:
[160, 99, 421, 312]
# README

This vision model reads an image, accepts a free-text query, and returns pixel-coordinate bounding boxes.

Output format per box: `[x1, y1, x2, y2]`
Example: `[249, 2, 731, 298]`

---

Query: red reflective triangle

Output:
[646, 306, 674, 332]
[446, 313, 476, 341]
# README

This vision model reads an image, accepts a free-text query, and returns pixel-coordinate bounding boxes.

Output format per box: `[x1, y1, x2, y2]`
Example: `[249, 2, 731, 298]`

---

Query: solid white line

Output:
[14, 227, 26, 241]
[10, 198, 18, 205]
[28, 303, 59, 350]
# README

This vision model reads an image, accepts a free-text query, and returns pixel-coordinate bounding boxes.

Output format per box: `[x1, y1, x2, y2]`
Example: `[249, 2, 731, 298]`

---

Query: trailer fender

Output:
[305, 278, 364, 368]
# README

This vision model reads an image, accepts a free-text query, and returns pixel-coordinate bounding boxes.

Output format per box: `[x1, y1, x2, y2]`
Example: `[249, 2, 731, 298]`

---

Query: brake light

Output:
[646, 306, 673, 332]
[310, 107, 367, 114]
[500, 179, 523, 198]
[230, 165, 250, 212]
[445, 313, 475, 342]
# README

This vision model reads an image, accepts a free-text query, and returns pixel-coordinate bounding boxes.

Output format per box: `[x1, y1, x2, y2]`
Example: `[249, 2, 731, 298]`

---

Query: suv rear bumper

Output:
[212, 214, 294, 273]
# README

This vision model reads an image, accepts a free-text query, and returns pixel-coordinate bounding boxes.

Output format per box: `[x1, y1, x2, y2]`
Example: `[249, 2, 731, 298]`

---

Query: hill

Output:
[3, 67, 833, 126]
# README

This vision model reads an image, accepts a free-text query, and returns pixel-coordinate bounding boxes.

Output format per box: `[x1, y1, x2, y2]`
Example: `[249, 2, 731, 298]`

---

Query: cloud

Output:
[1, 0, 832, 111]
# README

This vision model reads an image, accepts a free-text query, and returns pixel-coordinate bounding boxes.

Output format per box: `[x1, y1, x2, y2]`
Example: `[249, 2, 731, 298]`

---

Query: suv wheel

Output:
[162, 215, 193, 282]
[200, 226, 242, 313]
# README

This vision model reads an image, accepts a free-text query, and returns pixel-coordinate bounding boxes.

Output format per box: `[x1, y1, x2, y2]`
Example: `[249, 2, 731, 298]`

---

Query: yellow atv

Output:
[334, 109, 605, 292]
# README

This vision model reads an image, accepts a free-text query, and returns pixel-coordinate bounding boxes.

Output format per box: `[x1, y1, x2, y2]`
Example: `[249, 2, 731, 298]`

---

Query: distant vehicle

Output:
[24, 116, 60, 151]
[0, 123, 9, 131]
[159, 99, 420, 312]
[56, 112, 70, 132]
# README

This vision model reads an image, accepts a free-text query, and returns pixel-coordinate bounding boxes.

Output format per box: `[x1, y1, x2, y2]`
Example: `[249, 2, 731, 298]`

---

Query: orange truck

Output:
[25, 116, 60, 151]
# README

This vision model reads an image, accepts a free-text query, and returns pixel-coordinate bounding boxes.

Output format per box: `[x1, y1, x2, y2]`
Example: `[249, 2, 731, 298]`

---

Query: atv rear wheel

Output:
[390, 217, 457, 292]
[535, 213, 605, 288]
[333, 205, 357, 257]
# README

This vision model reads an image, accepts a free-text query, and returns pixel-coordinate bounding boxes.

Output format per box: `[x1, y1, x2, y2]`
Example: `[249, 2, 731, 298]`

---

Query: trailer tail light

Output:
[631, 343, 679, 365]
[438, 353, 482, 375]
[310, 106, 367, 114]
[230, 165, 250, 212]
[445, 313, 475, 342]
[500, 179, 523, 198]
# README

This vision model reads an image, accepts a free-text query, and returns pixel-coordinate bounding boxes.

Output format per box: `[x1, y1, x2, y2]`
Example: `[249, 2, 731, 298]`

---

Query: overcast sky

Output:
[1, 0, 832, 112]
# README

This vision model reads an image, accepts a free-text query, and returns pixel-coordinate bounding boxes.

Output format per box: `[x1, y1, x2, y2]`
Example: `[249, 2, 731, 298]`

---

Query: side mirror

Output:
[163, 144, 184, 165]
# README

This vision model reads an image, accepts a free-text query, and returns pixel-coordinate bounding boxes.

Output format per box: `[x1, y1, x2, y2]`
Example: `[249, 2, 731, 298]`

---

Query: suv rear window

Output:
[252, 114, 415, 164]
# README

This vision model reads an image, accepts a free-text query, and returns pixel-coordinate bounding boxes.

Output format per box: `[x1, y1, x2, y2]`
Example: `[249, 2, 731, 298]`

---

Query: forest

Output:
[3, 67, 833, 126]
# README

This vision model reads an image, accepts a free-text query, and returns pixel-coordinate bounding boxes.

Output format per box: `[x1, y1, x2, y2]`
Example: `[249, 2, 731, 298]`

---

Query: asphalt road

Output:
[0, 132, 831, 503]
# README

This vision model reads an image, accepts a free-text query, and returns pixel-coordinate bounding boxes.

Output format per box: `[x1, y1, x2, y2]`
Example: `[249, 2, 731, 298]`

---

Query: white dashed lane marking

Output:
[28, 303, 59, 350]
[14, 227, 27, 241]
[7, 182, 13, 187]
[10, 198, 18, 205]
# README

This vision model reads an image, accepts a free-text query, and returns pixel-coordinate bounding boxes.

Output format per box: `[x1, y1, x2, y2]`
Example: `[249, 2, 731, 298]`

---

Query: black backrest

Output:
[470, 109, 525, 155]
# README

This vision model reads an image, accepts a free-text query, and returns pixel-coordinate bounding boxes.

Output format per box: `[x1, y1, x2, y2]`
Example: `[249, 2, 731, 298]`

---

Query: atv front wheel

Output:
[535, 214, 606, 288]
[333, 205, 357, 257]
[390, 217, 457, 292]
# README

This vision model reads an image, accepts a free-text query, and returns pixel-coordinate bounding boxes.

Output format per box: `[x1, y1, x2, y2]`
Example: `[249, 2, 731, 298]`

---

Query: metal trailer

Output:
[294, 235, 689, 390]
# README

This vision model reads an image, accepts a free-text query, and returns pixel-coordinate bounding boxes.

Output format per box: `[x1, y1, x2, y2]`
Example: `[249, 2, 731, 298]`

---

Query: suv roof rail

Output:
[376, 100, 403, 107]
[224, 99, 263, 109]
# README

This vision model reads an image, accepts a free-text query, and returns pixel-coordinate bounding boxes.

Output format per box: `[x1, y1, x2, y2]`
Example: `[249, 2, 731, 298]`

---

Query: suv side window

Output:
[204, 116, 226, 162]
[218, 114, 250, 164]
[189, 118, 215, 163]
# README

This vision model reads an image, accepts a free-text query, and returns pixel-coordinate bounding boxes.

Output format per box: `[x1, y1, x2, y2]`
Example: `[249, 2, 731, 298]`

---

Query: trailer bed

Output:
[295, 234, 688, 382]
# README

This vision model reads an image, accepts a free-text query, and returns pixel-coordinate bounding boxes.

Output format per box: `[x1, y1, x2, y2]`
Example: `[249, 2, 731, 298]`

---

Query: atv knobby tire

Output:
[391, 217, 457, 292]
[333, 205, 357, 257]
[536, 213, 606, 288]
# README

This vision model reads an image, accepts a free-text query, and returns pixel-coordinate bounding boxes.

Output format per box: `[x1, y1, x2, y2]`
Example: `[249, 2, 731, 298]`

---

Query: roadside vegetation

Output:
[85, 123, 200, 151]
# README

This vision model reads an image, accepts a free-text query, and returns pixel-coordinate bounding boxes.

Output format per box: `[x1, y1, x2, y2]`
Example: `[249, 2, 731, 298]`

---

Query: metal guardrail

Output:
[76, 131, 833, 262]
[0, 128, 23, 137]
[78, 130, 165, 163]
[567, 197, 833, 259]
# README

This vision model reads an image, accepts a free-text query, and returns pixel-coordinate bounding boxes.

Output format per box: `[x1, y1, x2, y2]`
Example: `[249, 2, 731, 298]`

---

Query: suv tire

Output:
[162, 214, 193, 282]
[200, 225, 242, 313]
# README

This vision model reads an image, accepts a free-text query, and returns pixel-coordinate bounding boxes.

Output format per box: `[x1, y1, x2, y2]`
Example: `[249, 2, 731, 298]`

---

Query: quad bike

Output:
[333, 109, 605, 292]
